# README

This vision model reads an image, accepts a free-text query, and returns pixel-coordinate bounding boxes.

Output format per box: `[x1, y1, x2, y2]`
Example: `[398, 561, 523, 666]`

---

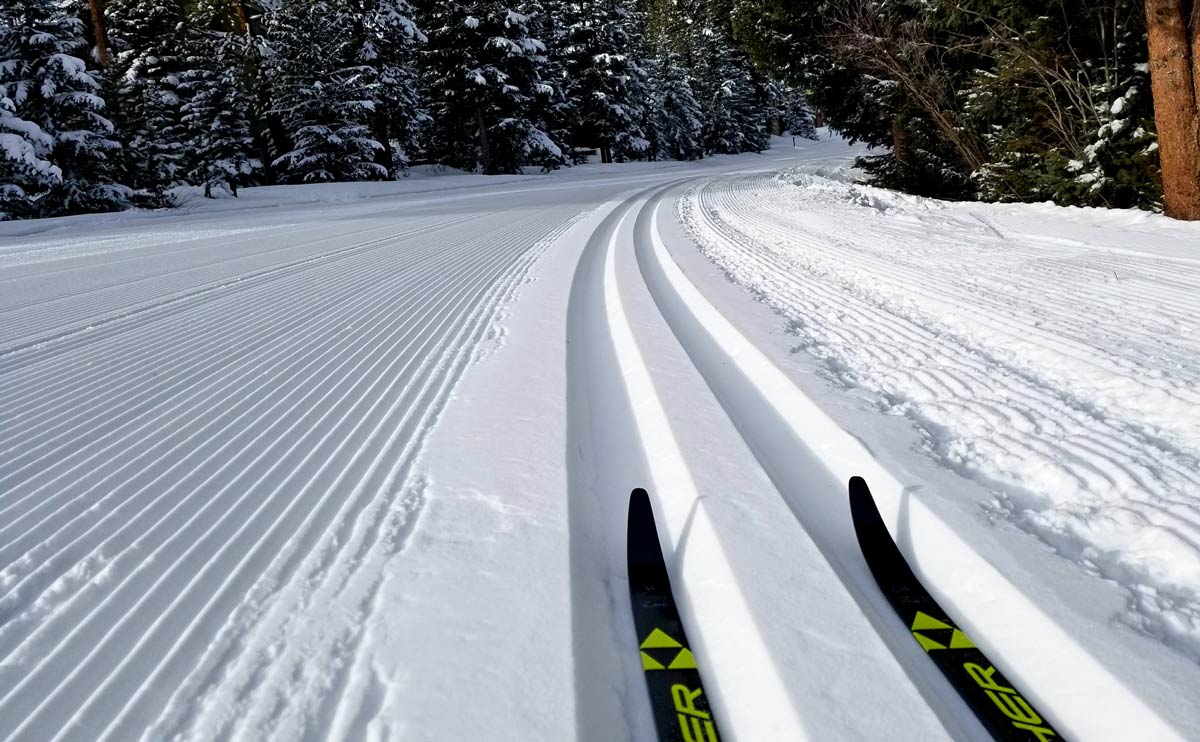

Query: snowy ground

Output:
[1, 135, 1198, 741]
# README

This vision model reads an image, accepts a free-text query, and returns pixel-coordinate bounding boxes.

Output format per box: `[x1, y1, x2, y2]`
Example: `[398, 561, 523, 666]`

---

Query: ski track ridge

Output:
[632, 182, 1183, 740]
[0, 204, 581, 742]
[681, 174, 1200, 660]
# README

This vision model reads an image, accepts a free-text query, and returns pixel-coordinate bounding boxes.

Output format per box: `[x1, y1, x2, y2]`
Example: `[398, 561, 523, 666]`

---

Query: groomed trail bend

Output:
[1, 137, 1198, 742]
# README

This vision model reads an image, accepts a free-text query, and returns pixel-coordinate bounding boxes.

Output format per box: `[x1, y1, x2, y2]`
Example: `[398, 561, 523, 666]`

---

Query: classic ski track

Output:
[0, 212, 482, 359]
[0, 202, 578, 742]
[649, 179, 1185, 740]
[693, 175, 1200, 445]
[566, 182, 813, 742]
[683, 175, 1200, 659]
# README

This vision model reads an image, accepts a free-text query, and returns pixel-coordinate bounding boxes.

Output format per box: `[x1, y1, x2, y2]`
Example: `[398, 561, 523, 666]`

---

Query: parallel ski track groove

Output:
[0, 215, 526, 624]
[0, 204, 576, 742]
[0, 213, 480, 360]
[0, 213, 502, 494]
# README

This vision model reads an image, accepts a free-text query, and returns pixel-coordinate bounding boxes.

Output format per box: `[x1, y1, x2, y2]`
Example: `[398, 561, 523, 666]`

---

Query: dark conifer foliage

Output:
[416, 1, 564, 174]
[180, 36, 261, 197]
[9, 0, 1173, 220]
[730, 0, 1164, 210]
[0, 0, 130, 218]
[651, 52, 704, 161]
[107, 0, 190, 203]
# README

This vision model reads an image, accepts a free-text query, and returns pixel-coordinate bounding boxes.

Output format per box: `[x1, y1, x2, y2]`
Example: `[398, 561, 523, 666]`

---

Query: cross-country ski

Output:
[850, 477, 1060, 742]
[627, 488, 721, 742]
[3, 2, 1200, 740]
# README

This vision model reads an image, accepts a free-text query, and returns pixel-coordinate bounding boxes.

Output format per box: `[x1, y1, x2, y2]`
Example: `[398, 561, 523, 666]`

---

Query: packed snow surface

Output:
[1, 136, 1198, 742]
[680, 171, 1200, 662]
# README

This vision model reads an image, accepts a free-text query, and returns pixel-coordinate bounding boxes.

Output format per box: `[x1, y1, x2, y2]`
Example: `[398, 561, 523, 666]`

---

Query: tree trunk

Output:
[374, 108, 393, 177]
[476, 108, 492, 174]
[1145, 0, 1200, 220]
[232, 0, 251, 35]
[87, 0, 109, 67]
[892, 117, 907, 167]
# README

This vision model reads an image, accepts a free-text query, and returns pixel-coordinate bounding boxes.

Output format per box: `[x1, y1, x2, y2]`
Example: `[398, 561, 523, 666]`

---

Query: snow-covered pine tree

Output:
[106, 0, 190, 204]
[180, 33, 261, 197]
[560, 0, 650, 163]
[265, 0, 388, 183]
[681, 16, 765, 156]
[527, 0, 578, 164]
[0, 95, 53, 219]
[344, 0, 426, 175]
[0, 0, 129, 218]
[782, 85, 818, 140]
[651, 51, 703, 161]
[417, 1, 564, 174]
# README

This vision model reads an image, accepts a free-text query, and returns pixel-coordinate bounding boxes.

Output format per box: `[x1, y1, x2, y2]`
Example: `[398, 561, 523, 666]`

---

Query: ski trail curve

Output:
[0, 203, 578, 742]
[636, 187, 1184, 741]
[565, 181, 807, 741]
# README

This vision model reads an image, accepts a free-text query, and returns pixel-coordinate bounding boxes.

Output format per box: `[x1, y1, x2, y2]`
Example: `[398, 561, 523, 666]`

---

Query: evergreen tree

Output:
[265, 0, 388, 183]
[0, 0, 129, 218]
[729, 0, 1164, 209]
[107, 0, 190, 203]
[345, 0, 427, 175]
[560, 0, 650, 163]
[691, 24, 763, 155]
[180, 33, 261, 197]
[417, 1, 564, 174]
[781, 85, 818, 140]
[529, 1, 578, 163]
[651, 51, 703, 160]
[0, 94, 56, 219]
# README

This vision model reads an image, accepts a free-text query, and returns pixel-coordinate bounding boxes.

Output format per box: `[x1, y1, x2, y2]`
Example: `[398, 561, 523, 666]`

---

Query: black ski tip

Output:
[848, 476, 878, 521]
[628, 488, 661, 570]
[630, 487, 650, 511]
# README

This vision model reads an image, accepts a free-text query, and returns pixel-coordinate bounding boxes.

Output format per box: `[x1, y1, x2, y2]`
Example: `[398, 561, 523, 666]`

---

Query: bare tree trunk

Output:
[87, 0, 109, 67]
[892, 118, 906, 167]
[476, 108, 492, 174]
[1145, 0, 1200, 220]
[232, 0, 251, 35]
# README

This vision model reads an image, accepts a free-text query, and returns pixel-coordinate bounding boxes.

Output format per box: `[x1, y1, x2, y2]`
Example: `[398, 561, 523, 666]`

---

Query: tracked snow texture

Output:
[0, 202, 576, 741]
[680, 170, 1200, 660]
[1, 136, 1198, 742]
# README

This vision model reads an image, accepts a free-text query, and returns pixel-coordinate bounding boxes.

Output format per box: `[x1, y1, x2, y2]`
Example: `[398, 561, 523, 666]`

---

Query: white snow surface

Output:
[1, 134, 1198, 741]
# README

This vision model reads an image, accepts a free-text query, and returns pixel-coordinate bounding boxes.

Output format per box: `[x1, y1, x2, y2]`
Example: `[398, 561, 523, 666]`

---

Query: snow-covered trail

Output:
[0, 143, 843, 742]
[2, 137, 1198, 742]
[0, 198, 587, 741]
[680, 172, 1200, 667]
[564, 181, 1194, 741]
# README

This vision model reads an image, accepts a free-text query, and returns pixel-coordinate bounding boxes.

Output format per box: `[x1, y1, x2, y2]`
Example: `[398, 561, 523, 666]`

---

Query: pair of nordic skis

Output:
[626, 480, 1061, 742]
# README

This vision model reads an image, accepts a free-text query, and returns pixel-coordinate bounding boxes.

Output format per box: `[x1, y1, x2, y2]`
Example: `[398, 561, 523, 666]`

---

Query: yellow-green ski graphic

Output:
[628, 488, 721, 742]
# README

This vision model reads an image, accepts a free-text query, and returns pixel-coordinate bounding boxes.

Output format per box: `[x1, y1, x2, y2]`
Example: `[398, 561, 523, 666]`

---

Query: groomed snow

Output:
[1, 135, 1198, 741]
[678, 169, 1200, 666]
